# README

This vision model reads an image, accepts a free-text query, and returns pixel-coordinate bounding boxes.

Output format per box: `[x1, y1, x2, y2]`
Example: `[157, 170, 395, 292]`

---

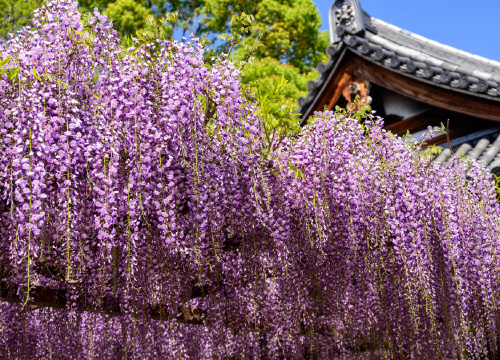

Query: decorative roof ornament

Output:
[341, 76, 372, 111]
[329, 0, 365, 44]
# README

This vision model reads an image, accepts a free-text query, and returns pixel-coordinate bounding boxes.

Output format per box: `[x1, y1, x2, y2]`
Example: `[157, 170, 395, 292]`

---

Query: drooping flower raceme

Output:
[1, 1, 500, 359]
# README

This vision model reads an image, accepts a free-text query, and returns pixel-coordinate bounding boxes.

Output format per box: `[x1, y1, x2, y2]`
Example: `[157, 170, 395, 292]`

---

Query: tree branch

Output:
[447, 119, 455, 156]
[0, 280, 203, 324]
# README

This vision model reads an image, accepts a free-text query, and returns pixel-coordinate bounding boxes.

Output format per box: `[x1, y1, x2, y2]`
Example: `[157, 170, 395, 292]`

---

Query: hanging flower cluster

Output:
[1, 1, 500, 358]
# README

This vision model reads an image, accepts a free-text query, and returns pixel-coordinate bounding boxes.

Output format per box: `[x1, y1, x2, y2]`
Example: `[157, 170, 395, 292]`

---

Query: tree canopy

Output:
[97, 0, 329, 112]
[1, 0, 328, 113]
[1, 1, 500, 358]
[0, 0, 43, 38]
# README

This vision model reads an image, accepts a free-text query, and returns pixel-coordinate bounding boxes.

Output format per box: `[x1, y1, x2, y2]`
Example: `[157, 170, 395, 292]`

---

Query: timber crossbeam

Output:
[0, 280, 204, 324]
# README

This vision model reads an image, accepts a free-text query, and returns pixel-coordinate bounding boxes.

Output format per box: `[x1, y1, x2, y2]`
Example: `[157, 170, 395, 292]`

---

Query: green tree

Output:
[200, 0, 329, 72]
[0, 0, 43, 38]
[1, 0, 329, 116]
[210, 0, 329, 116]
[102, 0, 154, 36]
[242, 57, 318, 114]
[96, 0, 329, 115]
[91, 0, 203, 38]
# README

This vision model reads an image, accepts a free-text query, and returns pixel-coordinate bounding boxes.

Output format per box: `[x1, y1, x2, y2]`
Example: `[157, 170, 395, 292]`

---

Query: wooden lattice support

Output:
[0, 280, 206, 324]
[0, 236, 241, 324]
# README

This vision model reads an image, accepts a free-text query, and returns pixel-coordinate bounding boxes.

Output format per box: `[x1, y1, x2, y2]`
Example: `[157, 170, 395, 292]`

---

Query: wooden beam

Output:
[0, 235, 246, 323]
[302, 50, 500, 124]
[0, 281, 67, 308]
[328, 72, 351, 111]
[0, 280, 204, 324]
[349, 54, 500, 123]
[384, 109, 444, 136]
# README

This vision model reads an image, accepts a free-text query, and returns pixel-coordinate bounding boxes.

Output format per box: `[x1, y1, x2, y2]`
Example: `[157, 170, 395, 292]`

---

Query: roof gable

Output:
[299, 0, 500, 119]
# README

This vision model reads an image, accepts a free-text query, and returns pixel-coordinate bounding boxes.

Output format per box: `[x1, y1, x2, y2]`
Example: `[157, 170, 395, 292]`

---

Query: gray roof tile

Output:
[435, 148, 452, 163]
[434, 133, 500, 175]
[468, 139, 490, 160]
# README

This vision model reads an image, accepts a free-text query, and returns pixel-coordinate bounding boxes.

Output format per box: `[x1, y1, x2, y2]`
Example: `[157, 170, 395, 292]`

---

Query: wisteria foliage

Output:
[1, 1, 500, 359]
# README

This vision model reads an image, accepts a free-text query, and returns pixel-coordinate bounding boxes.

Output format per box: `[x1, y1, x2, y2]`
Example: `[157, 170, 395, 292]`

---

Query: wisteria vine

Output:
[1, 1, 500, 359]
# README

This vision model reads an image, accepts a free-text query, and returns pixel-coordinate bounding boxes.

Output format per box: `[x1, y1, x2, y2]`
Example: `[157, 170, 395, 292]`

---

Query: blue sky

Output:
[313, 0, 500, 62]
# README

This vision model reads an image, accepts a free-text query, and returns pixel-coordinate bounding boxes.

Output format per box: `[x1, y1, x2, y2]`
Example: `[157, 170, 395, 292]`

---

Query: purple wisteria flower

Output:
[0, 1, 500, 359]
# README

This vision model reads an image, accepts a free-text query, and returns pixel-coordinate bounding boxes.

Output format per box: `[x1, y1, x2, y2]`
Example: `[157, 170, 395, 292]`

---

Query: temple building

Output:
[298, 0, 500, 175]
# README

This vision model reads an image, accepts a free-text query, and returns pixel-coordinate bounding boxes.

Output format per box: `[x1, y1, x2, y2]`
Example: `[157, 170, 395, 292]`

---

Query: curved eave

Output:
[345, 34, 500, 101]
[299, 45, 500, 124]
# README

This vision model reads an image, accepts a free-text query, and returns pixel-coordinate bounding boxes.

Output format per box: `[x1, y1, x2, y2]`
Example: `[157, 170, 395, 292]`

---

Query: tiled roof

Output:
[298, 0, 500, 119]
[434, 131, 500, 177]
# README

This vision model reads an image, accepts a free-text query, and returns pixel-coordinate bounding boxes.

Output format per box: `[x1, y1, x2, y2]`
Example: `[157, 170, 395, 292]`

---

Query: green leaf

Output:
[136, 31, 145, 41]
[7, 67, 20, 82]
[92, 70, 100, 84]
[165, 11, 178, 24]
[0, 57, 10, 68]
[287, 162, 305, 181]
[32, 66, 42, 81]
[360, 105, 371, 113]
